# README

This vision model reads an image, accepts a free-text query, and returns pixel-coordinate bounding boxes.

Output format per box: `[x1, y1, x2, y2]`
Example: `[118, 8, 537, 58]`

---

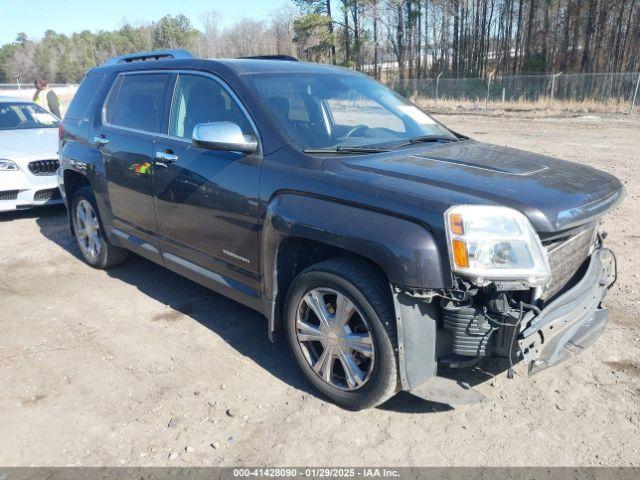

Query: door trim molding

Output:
[111, 227, 159, 254]
[163, 251, 260, 299]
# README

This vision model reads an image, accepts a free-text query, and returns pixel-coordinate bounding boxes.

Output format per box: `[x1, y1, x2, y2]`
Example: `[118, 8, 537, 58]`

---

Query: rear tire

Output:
[284, 257, 398, 410]
[71, 186, 128, 269]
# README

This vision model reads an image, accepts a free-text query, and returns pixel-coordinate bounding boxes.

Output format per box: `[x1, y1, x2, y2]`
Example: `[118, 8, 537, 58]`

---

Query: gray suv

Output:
[58, 50, 623, 409]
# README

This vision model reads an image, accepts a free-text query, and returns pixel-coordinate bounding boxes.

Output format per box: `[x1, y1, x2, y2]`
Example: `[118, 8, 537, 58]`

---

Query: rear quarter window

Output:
[65, 73, 105, 121]
[104, 73, 170, 133]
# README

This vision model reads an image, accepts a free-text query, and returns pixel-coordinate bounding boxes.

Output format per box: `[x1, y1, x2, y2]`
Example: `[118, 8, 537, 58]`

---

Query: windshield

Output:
[0, 102, 59, 130]
[249, 72, 457, 150]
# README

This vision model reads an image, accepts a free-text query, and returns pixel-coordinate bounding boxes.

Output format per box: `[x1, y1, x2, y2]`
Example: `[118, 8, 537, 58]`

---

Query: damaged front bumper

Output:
[393, 247, 617, 402]
[518, 247, 616, 375]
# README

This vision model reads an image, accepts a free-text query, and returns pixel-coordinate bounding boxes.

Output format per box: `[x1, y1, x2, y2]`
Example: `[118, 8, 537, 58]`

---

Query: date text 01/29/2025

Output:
[232, 468, 401, 478]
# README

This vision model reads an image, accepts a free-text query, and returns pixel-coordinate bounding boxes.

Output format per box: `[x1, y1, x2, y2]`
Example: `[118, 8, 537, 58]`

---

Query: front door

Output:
[101, 72, 171, 234]
[152, 73, 261, 294]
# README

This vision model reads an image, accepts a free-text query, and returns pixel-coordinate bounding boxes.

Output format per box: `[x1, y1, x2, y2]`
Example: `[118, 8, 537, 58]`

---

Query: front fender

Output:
[261, 193, 450, 328]
[263, 192, 449, 288]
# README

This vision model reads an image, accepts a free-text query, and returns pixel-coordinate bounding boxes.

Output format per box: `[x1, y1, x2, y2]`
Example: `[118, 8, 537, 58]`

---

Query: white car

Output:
[0, 96, 62, 212]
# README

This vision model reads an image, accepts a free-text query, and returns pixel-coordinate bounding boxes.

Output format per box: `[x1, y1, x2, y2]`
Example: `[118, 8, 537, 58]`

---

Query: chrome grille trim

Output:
[28, 159, 60, 176]
[542, 225, 596, 301]
[556, 187, 624, 230]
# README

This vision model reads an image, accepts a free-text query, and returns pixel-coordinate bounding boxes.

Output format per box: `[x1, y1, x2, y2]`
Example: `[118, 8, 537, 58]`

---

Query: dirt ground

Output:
[1, 114, 639, 467]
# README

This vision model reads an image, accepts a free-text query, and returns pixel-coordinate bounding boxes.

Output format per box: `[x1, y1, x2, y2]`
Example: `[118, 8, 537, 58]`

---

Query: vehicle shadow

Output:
[0, 204, 67, 222]
[32, 207, 315, 395]
[378, 358, 511, 413]
[33, 207, 503, 414]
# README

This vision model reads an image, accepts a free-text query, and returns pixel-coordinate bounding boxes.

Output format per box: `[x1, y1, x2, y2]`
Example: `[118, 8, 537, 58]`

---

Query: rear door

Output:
[98, 72, 172, 237]
[151, 72, 262, 304]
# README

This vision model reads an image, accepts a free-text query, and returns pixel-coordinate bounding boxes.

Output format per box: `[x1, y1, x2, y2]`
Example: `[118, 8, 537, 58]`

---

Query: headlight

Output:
[0, 159, 18, 171]
[445, 205, 550, 285]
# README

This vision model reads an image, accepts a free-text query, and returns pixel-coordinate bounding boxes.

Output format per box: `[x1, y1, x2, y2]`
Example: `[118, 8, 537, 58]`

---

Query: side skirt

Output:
[162, 251, 263, 313]
[108, 225, 264, 315]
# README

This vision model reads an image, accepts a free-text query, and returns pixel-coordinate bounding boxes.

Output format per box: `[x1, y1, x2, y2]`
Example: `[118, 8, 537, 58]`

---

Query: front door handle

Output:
[154, 151, 179, 163]
[93, 136, 109, 146]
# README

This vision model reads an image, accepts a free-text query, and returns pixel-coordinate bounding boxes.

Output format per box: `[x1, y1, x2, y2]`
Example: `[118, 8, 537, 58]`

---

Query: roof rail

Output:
[102, 49, 194, 66]
[239, 55, 299, 62]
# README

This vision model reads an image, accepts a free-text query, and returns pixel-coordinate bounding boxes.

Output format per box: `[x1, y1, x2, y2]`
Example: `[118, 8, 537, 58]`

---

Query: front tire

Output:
[284, 258, 398, 410]
[71, 186, 129, 269]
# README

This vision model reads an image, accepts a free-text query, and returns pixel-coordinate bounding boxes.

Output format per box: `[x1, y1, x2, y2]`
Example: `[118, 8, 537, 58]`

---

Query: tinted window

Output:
[250, 73, 456, 150]
[0, 102, 59, 130]
[106, 73, 169, 132]
[168, 74, 252, 140]
[65, 73, 105, 121]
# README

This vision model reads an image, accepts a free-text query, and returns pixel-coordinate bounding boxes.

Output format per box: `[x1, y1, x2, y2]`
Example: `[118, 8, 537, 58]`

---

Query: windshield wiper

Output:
[303, 146, 389, 154]
[389, 135, 458, 149]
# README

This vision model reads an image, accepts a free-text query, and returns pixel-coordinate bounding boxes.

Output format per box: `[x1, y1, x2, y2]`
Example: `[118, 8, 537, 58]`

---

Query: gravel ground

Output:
[0, 114, 639, 467]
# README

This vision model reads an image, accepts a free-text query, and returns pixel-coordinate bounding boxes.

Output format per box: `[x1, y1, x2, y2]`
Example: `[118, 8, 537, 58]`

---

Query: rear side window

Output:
[65, 73, 105, 121]
[105, 73, 169, 132]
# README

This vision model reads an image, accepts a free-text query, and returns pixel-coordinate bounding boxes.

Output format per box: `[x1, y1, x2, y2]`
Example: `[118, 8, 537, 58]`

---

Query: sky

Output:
[0, 0, 282, 44]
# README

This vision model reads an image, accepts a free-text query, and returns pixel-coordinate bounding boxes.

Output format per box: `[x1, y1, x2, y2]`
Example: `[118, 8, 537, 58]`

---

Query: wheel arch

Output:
[62, 169, 91, 234]
[261, 193, 450, 339]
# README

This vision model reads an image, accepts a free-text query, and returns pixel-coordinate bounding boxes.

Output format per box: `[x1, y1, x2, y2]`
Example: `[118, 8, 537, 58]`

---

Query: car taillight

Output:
[58, 122, 65, 141]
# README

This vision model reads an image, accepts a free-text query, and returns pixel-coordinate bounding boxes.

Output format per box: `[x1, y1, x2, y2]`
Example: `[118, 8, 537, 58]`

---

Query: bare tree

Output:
[271, 6, 299, 56]
[3, 1, 640, 84]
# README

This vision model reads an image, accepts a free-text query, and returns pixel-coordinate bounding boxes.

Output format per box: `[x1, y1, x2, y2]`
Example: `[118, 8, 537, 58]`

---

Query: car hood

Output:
[322, 140, 624, 232]
[0, 128, 59, 163]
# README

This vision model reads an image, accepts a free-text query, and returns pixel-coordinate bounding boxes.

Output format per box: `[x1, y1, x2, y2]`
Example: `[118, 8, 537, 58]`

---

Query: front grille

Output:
[542, 225, 596, 300]
[28, 159, 59, 176]
[33, 188, 62, 202]
[0, 190, 19, 201]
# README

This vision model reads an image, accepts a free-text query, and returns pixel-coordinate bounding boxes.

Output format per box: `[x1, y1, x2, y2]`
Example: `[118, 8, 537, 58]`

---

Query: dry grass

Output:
[412, 94, 638, 117]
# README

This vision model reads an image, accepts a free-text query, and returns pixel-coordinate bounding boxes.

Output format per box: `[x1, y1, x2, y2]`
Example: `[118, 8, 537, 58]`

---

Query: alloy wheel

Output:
[295, 288, 375, 391]
[75, 199, 102, 259]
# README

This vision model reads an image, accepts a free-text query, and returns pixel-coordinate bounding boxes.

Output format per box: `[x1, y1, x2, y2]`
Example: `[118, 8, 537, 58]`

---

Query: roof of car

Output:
[214, 58, 355, 76]
[93, 57, 359, 78]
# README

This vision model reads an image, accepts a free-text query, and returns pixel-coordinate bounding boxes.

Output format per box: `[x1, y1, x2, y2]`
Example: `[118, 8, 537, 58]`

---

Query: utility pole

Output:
[551, 72, 562, 104]
[630, 72, 640, 115]
[486, 74, 494, 109]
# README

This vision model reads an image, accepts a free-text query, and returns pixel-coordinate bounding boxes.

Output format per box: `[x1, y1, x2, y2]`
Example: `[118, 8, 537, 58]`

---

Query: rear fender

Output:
[59, 140, 113, 238]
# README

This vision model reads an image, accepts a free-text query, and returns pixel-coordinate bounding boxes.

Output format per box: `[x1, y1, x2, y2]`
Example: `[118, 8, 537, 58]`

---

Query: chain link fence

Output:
[393, 72, 640, 113]
[2, 73, 640, 114]
[0, 83, 78, 101]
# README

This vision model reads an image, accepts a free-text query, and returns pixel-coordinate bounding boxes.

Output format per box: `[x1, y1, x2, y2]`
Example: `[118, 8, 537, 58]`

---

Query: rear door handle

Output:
[154, 151, 178, 164]
[93, 136, 109, 146]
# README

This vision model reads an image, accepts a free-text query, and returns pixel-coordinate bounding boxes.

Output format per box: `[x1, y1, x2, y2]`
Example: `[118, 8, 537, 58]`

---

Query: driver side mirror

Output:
[192, 122, 258, 154]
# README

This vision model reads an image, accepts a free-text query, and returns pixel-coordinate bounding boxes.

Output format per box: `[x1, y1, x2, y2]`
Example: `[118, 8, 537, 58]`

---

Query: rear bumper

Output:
[518, 248, 616, 375]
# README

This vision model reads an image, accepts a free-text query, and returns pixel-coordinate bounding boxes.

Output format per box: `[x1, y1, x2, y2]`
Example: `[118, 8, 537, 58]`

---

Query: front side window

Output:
[169, 74, 253, 140]
[105, 73, 169, 132]
[0, 102, 58, 130]
[249, 73, 457, 150]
